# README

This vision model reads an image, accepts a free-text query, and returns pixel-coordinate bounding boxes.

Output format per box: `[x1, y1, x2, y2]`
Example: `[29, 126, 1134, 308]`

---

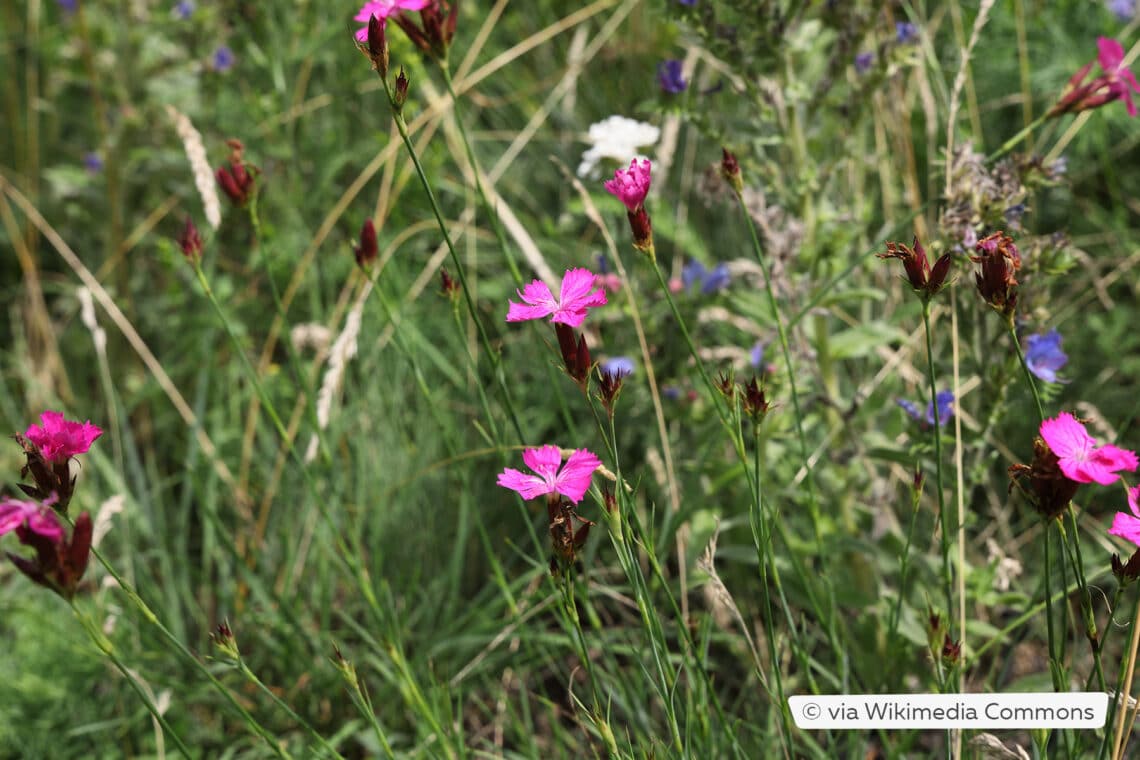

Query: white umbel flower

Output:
[577, 115, 660, 178]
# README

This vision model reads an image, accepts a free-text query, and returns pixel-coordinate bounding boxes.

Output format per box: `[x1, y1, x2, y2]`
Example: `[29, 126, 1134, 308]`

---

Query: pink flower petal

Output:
[522, 445, 563, 478]
[25, 410, 103, 462]
[1129, 485, 1140, 517]
[0, 499, 33, 536]
[496, 468, 552, 500]
[25, 510, 63, 542]
[1099, 37, 1125, 71]
[1109, 511, 1140, 546]
[553, 449, 602, 504]
[506, 280, 558, 322]
[604, 158, 652, 212]
[1040, 413, 1093, 461]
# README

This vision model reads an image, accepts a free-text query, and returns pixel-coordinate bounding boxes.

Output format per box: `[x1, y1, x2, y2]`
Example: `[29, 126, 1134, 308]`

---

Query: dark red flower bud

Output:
[941, 635, 962, 668]
[554, 323, 591, 389]
[715, 371, 735, 400]
[393, 0, 458, 61]
[393, 68, 409, 111]
[627, 207, 654, 258]
[178, 216, 203, 262]
[877, 237, 951, 300]
[971, 231, 1020, 319]
[439, 268, 459, 299]
[367, 15, 389, 78]
[596, 365, 626, 417]
[1112, 549, 1140, 585]
[720, 148, 743, 195]
[741, 377, 770, 423]
[215, 139, 257, 208]
[354, 218, 378, 268]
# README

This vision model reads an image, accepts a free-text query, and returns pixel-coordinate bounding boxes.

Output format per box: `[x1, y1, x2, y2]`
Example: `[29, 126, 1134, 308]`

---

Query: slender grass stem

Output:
[921, 302, 953, 626]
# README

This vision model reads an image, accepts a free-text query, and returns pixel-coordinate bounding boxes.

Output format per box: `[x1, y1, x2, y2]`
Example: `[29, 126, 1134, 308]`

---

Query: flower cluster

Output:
[4, 411, 102, 599]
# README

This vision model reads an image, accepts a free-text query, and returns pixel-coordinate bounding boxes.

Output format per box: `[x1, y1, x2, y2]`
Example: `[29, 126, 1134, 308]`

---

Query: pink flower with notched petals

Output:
[1110, 486, 1140, 547]
[1097, 37, 1140, 117]
[25, 411, 103, 464]
[353, 0, 431, 42]
[0, 497, 63, 542]
[604, 158, 652, 212]
[506, 268, 607, 327]
[1039, 412, 1138, 485]
[497, 446, 601, 504]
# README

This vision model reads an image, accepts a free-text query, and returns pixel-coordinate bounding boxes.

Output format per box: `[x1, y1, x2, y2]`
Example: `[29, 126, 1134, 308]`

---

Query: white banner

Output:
[789, 693, 1108, 729]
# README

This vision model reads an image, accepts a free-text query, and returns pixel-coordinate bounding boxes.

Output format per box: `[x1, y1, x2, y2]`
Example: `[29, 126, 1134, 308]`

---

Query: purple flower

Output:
[681, 259, 731, 294]
[700, 262, 731, 294]
[57, 0, 77, 13]
[601, 356, 635, 379]
[677, 0, 697, 5]
[898, 390, 954, 426]
[1025, 328, 1068, 383]
[663, 385, 681, 401]
[749, 341, 766, 369]
[682, 259, 706, 291]
[83, 152, 103, 173]
[174, 0, 194, 18]
[212, 45, 235, 72]
[895, 21, 919, 45]
[657, 60, 687, 94]
[854, 52, 874, 74]
[1109, 0, 1135, 21]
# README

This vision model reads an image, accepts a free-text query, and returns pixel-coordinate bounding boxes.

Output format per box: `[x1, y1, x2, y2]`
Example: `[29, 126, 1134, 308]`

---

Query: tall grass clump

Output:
[3, 1, 1140, 757]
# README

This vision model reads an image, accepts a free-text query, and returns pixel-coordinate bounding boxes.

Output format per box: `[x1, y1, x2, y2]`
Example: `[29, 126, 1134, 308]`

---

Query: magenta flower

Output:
[1039, 412, 1138, 485]
[506, 268, 607, 327]
[25, 411, 103, 463]
[353, 0, 431, 42]
[497, 446, 602, 504]
[1109, 486, 1140, 546]
[604, 158, 652, 212]
[1097, 37, 1140, 116]
[0, 497, 63, 542]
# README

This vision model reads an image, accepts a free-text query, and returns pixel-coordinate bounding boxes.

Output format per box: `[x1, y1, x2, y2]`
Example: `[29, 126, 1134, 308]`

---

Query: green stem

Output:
[236, 659, 346, 758]
[70, 601, 195, 758]
[381, 73, 526, 445]
[1009, 323, 1046, 422]
[921, 303, 953, 635]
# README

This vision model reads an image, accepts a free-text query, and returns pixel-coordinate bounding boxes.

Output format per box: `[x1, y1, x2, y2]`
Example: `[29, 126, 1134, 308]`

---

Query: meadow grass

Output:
[3, 1, 1140, 758]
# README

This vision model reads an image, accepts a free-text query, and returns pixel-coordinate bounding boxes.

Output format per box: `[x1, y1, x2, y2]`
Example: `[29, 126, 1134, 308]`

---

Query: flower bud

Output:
[393, 68, 409, 111]
[720, 148, 743, 196]
[178, 216, 203, 263]
[354, 218, 378, 268]
[367, 15, 389, 79]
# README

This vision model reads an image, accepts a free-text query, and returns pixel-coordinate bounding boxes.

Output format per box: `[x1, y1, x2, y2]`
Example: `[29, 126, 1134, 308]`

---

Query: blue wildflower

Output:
[601, 356, 635, 379]
[854, 52, 874, 74]
[1109, 0, 1135, 21]
[682, 259, 707, 291]
[677, 0, 697, 5]
[663, 385, 681, 401]
[895, 21, 919, 45]
[595, 252, 609, 274]
[749, 341, 766, 369]
[898, 389, 954, 426]
[175, 0, 195, 18]
[700, 262, 731, 294]
[58, 0, 77, 13]
[83, 152, 103, 173]
[657, 60, 687, 94]
[212, 45, 235, 72]
[1025, 329, 1068, 383]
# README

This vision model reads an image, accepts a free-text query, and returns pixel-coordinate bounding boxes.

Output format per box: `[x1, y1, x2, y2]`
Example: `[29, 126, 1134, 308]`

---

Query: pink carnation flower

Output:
[604, 158, 652, 212]
[353, 0, 431, 42]
[1098, 37, 1140, 117]
[497, 445, 601, 505]
[0, 497, 63, 542]
[25, 411, 103, 463]
[1109, 486, 1140, 547]
[1039, 412, 1138, 485]
[506, 268, 607, 328]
